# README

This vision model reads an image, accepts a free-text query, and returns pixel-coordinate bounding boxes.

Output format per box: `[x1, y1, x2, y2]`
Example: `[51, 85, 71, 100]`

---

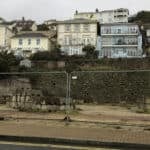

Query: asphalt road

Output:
[0, 143, 122, 150]
[0, 144, 50, 150]
[0, 144, 81, 150]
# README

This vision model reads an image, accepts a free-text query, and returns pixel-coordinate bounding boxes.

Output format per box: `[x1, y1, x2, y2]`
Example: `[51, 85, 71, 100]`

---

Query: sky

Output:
[0, 0, 150, 23]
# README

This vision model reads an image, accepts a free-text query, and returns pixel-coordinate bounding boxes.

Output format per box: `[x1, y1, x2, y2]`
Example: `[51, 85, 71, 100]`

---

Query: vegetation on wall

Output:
[129, 11, 150, 23]
[71, 71, 149, 105]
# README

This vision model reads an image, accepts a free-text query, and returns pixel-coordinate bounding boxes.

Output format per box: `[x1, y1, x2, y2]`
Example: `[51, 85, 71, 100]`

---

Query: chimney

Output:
[96, 8, 99, 13]
[75, 10, 78, 15]
[22, 17, 25, 21]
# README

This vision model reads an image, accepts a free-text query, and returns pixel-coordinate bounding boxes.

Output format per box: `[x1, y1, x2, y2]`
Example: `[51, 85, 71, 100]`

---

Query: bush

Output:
[82, 44, 98, 59]
[30, 45, 62, 61]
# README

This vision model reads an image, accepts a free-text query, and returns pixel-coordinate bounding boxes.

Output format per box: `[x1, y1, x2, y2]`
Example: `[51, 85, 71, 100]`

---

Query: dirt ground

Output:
[0, 104, 150, 127]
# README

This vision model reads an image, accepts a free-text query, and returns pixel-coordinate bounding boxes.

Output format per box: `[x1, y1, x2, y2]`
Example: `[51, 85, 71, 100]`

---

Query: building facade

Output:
[0, 24, 13, 50]
[74, 8, 129, 23]
[11, 33, 50, 57]
[146, 29, 150, 52]
[57, 19, 98, 55]
[97, 23, 143, 58]
[44, 19, 57, 31]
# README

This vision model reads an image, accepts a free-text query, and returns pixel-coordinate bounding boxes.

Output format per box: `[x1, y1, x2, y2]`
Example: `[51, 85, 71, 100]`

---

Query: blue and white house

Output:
[97, 23, 143, 58]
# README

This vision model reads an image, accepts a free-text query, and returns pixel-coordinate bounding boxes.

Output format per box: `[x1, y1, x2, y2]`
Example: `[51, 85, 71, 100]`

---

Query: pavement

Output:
[0, 120, 150, 146]
[0, 105, 150, 149]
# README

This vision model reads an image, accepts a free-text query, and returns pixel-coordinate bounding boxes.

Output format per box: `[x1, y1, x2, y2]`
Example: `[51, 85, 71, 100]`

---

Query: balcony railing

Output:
[102, 45, 138, 48]
[101, 31, 139, 36]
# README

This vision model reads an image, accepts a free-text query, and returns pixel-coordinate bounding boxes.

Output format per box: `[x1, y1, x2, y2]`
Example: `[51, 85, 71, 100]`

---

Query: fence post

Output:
[65, 72, 71, 123]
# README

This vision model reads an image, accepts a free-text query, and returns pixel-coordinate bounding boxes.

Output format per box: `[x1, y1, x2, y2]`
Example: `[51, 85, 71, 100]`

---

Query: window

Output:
[117, 29, 121, 34]
[36, 39, 40, 45]
[19, 39, 23, 45]
[74, 24, 80, 32]
[83, 24, 90, 32]
[87, 38, 90, 44]
[64, 35, 71, 45]
[28, 39, 31, 45]
[65, 25, 71, 32]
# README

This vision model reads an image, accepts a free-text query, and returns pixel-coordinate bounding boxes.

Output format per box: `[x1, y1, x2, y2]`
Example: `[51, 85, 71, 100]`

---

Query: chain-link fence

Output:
[0, 72, 68, 113]
[0, 70, 150, 115]
[71, 70, 150, 109]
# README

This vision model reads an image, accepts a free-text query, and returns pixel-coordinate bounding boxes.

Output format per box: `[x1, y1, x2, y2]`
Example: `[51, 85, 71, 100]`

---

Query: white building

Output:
[74, 8, 129, 23]
[57, 18, 98, 55]
[11, 33, 50, 57]
[0, 24, 13, 50]
[97, 23, 143, 58]
[44, 19, 57, 31]
[146, 28, 150, 50]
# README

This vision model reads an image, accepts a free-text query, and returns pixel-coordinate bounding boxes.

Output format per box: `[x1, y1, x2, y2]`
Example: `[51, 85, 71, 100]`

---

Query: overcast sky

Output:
[0, 0, 150, 23]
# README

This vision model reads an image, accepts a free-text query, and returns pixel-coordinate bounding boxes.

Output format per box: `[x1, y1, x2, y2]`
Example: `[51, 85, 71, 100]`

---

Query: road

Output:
[0, 142, 120, 150]
[0, 144, 51, 150]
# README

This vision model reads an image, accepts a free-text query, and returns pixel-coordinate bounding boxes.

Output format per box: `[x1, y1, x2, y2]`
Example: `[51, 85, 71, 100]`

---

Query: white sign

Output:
[72, 76, 78, 80]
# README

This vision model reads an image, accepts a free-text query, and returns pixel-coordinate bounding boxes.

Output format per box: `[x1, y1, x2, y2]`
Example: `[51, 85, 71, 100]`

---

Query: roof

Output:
[57, 18, 97, 24]
[12, 33, 47, 38]
[0, 24, 12, 31]
[16, 20, 35, 27]
[0, 17, 5, 21]
[75, 8, 129, 15]
[1, 21, 15, 25]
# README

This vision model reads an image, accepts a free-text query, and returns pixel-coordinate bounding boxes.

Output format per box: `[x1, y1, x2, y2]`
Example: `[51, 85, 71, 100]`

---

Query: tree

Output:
[37, 24, 49, 31]
[129, 11, 150, 23]
[82, 44, 98, 59]
[0, 51, 18, 72]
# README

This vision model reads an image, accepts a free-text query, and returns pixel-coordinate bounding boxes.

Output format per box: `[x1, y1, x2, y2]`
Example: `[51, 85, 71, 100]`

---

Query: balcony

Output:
[102, 45, 138, 48]
[101, 32, 138, 36]
[102, 41, 138, 48]
[101, 30, 139, 36]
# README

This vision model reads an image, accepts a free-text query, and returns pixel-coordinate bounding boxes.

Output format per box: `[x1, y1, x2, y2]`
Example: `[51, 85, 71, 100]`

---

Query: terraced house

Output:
[97, 23, 143, 58]
[57, 18, 98, 55]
